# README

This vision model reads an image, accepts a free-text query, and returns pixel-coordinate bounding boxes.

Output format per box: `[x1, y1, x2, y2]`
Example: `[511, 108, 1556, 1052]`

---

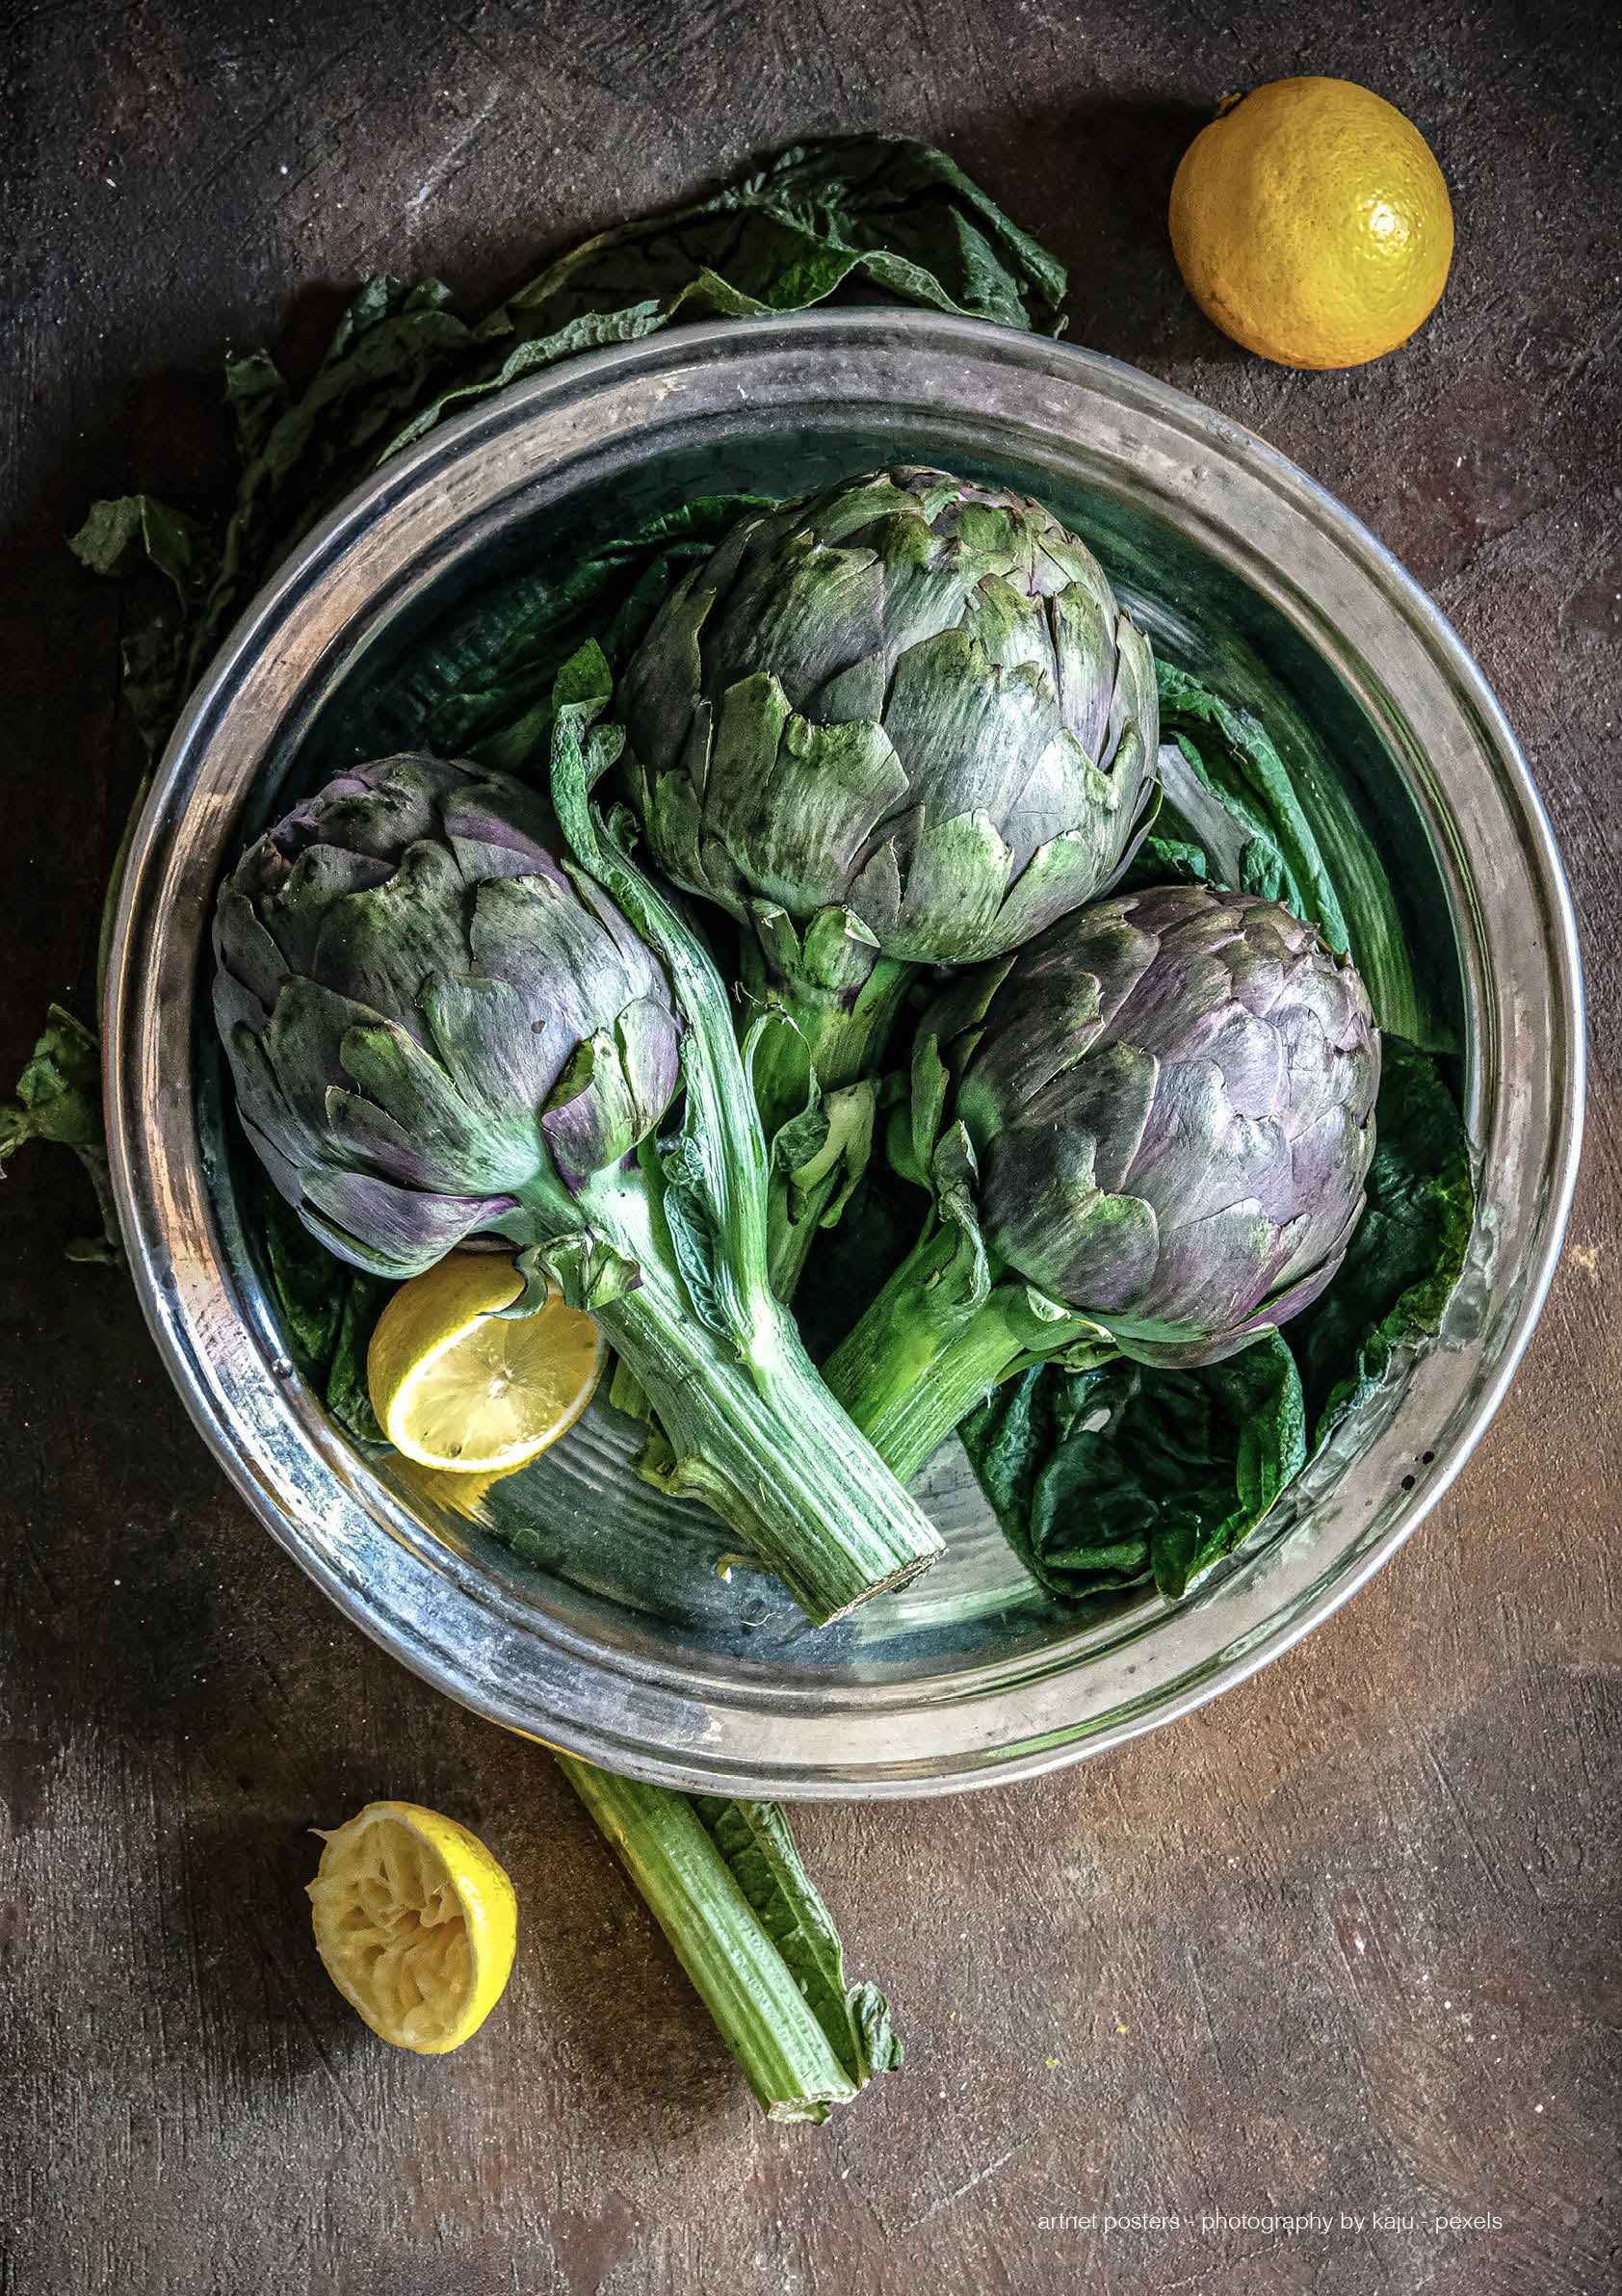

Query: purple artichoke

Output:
[952, 883, 1381, 1366]
[212, 732, 945, 1625]
[823, 883, 1380, 1481]
[213, 752, 681, 1277]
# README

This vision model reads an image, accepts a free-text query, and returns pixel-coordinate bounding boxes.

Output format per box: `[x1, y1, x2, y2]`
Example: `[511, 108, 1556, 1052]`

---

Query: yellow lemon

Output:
[306, 1800, 518, 2053]
[1169, 77, 1453, 368]
[367, 1250, 603, 1474]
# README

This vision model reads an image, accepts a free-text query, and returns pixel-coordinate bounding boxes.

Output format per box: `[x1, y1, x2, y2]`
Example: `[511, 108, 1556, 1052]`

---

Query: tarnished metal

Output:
[102, 312, 1584, 1796]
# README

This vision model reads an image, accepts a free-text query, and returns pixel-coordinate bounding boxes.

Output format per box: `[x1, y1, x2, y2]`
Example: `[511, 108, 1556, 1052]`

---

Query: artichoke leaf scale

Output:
[298, 1164, 515, 1278]
[419, 972, 559, 1117]
[891, 808, 1013, 960]
[321, 1085, 479, 1196]
[261, 978, 379, 1138]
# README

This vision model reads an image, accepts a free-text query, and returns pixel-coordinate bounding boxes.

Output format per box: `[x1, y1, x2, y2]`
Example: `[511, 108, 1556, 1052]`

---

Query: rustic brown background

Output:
[3, 3, 1618, 2291]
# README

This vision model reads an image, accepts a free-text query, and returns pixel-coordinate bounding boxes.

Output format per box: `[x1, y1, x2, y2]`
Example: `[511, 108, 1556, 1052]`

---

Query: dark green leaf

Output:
[1155, 665, 1350, 953]
[1118, 831, 1211, 891]
[693, 1793, 903, 2089]
[326, 1271, 389, 1445]
[256, 1181, 394, 1441]
[260, 1187, 344, 1365]
[355, 493, 775, 773]
[961, 1331, 1306, 1605]
[1291, 1035, 1476, 1447]
[0, 1004, 121, 1263]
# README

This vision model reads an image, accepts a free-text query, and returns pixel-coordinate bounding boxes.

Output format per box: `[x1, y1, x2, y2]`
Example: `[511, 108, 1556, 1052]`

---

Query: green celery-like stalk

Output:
[546, 648, 944, 1620]
[820, 1221, 1075, 1480]
[557, 1755, 901, 2123]
[565, 1166, 943, 1620]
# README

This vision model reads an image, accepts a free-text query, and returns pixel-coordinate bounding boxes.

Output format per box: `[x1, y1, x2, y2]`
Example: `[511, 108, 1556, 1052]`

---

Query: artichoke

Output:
[824, 884, 1380, 1479]
[213, 716, 944, 1623]
[617, 466, 1161, 1291]
[214, 753, 681, 1267]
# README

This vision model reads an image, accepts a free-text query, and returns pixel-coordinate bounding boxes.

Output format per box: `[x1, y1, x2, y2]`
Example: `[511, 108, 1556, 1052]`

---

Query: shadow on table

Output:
[0, 1186, 750, 2145]
[937, 91, 1241, 370]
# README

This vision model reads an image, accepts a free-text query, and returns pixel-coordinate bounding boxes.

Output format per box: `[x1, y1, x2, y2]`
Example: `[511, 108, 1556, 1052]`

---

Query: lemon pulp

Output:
[367, 1251, 603, 1474]
[307, 1800, 518, 2053]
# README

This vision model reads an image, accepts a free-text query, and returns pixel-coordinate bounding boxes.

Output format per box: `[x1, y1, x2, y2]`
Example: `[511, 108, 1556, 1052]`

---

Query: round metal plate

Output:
[103, 312, 1583, 1796]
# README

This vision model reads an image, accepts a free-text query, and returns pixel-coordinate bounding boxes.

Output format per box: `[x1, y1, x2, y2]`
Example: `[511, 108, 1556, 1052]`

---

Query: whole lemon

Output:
[1169, 76, 1453, 368]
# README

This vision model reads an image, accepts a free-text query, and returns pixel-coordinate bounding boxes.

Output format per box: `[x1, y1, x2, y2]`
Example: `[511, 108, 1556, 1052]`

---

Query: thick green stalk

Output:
[546, 663, 943, 1617]
[555, 1756, 861, 2123]
[594, 1258, 942, 1624]
[553, 1166, 943, 1625]
[820, 1224, 1033, 1481]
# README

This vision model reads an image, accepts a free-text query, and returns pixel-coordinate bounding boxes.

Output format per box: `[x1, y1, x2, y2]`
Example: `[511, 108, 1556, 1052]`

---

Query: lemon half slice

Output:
[367, 1252, 603, 1474]
[307, 1800, 518, 2053]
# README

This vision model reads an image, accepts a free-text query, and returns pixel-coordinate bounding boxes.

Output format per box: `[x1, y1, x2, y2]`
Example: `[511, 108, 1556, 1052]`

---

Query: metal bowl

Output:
[103, 311, 1583, 1797]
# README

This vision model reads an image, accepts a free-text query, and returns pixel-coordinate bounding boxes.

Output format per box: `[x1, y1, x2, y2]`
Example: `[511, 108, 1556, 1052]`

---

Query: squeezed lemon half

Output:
[307, 1800, 518, 2053]
[367, 1251, 603, 1474]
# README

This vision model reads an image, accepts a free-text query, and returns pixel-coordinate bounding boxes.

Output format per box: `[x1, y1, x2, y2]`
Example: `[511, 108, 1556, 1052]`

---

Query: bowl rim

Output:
[102, 308, 1585, 1796]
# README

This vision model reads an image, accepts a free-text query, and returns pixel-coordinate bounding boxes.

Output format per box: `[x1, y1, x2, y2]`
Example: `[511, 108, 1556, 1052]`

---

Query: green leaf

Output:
[260, 1187, 344, 1364]
[499, 1233, 641, 1318]
[693, 1794, 903, 2089]
[0, 1004, 121, 1263]
[1118, 831, 1211, 890]
[1152, 660, 1435, 1046]
[1290, 1035, 1477, 1448]
[325, 1271, 389, 1445]
[255, 1180, 395, 1442]
[659, 1135, 731, 1340]
[1154, 666, 1350, 954]
[960, 1331, 1307, 1605]
[68, 494, 214, 591]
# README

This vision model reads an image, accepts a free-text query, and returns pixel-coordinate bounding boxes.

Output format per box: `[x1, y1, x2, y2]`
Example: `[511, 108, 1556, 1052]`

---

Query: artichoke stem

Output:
[746, 945, 913, 1147]
[591, 1243, 944, 1624]
[765, 1161, 849, 1304]
[743, 942, 913, 1300]
[555, 1756, 860, 2122]
[822, 1227, 1032, 1483]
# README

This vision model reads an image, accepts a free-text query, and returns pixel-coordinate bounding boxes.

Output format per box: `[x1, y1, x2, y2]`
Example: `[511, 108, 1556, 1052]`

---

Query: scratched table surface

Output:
[3, 4, 1618, 2291]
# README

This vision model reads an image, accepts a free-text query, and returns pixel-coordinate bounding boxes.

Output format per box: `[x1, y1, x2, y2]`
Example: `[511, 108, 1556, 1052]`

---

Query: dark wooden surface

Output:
[3, 4, 1618, 2291]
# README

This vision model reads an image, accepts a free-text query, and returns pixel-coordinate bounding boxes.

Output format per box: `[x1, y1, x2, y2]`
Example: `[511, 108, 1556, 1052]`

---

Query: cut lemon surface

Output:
[307, 1800, 518, 2053]
[367, 1251, 603, 1474]
[1169, 76, 1453, 369]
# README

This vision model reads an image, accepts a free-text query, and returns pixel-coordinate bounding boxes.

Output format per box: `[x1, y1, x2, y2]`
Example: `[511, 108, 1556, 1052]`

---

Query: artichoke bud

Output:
[931, 884, 1381, 1368]
[618, 466, 1163, 972]
[212, 753, 684, 1279]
